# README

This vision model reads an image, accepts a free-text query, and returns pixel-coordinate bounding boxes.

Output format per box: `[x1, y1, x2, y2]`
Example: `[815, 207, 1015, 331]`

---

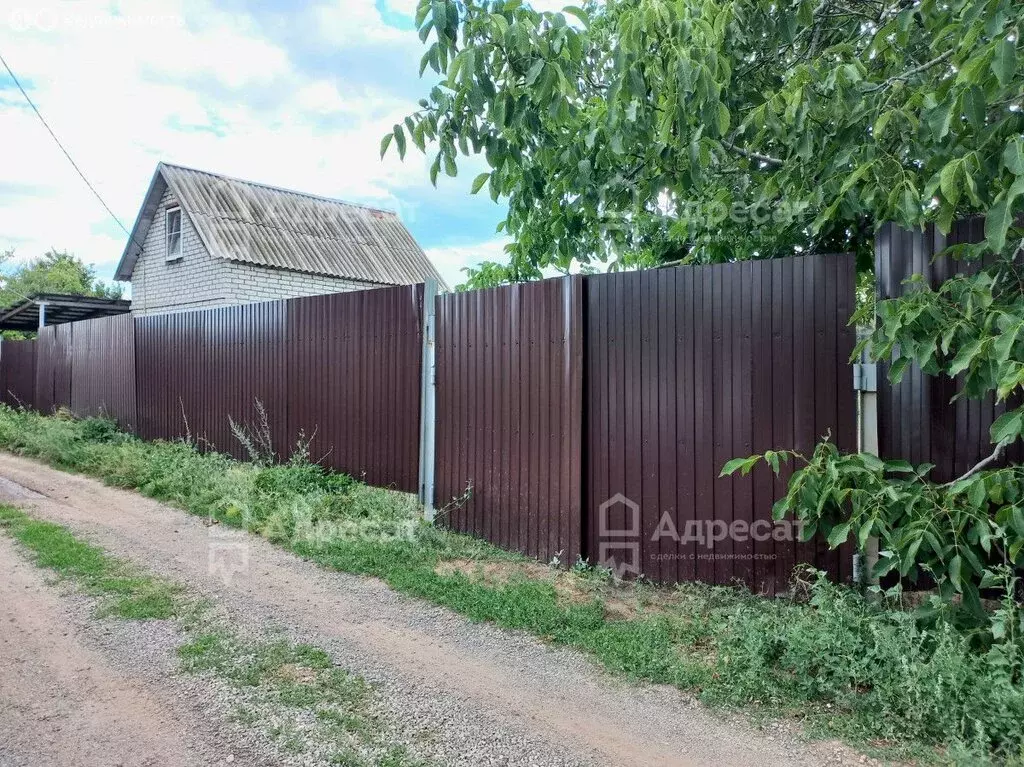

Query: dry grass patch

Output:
[273, 663, 321, 685]
[434, 557, 688, 621]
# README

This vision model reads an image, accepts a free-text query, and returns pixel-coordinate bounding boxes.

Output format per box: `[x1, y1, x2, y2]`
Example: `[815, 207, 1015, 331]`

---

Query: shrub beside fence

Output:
[875, 220, 1023, 481]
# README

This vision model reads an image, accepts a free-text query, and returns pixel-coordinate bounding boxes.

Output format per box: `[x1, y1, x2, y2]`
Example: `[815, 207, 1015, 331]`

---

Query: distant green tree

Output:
[0, 250, 122, 338]
[0, 249, 122, 308]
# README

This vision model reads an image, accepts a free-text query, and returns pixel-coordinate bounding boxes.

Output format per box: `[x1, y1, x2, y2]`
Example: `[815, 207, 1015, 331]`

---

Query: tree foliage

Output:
[0, 249, 122, 308]
[391, 0, 1022, 275]
[0, 249, 122, 339]
[395, 0, 1024, 620]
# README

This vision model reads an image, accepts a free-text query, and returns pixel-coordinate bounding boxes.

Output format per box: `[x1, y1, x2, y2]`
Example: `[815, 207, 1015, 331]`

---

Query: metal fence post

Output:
[418, 279, 438, 522]
[853, 335, 880, 588]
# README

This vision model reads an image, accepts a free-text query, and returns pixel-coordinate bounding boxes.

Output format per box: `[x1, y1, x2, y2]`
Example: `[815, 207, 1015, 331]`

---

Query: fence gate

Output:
[584, 254, 857, 593]
[70, 314, 137, 428]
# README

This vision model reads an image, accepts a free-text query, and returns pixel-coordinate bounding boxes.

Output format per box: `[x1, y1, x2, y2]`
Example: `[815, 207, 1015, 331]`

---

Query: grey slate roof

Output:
[115, 162, 447, 288]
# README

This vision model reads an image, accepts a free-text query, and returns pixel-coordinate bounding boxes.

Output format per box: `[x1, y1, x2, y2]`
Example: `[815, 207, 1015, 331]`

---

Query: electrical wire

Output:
[0, 48, 137, 243]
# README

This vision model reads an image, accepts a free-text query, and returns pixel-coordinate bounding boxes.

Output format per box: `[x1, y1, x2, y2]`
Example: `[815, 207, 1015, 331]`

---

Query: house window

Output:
[165, 207, 183, 261]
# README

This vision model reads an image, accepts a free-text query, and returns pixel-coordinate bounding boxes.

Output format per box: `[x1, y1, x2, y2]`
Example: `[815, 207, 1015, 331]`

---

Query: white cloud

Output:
[382, 0, 419, 17]
[424, 238, 512, 289]
[312, 0, 408, 44]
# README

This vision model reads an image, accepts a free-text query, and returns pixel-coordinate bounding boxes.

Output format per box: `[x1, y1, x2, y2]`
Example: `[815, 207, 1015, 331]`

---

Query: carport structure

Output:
[0, 294, 130, 331]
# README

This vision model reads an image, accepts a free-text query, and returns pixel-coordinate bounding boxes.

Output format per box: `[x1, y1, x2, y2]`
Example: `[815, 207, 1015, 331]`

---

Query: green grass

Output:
[0, 504, 189, 620]
[179, 630, 368, 713]
[2, 405, 1024, 763]
[177, 628, 429, 763]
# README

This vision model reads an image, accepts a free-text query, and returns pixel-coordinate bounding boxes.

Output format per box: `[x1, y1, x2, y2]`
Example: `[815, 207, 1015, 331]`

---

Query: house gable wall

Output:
[129, 188, 232, 316]
[129, 188, 377, 317]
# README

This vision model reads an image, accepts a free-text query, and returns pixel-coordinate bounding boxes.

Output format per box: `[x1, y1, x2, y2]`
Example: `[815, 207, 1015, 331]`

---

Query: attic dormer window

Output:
[166, 207, 183, 261]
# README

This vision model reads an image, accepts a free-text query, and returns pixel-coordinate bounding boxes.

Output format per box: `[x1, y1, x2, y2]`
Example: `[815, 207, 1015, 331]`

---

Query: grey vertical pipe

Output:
[418, 279, 438, 522]
[38, 301, 47, 330]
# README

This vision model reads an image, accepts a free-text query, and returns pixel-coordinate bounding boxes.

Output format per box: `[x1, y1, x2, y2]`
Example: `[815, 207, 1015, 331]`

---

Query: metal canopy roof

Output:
[0, 294, 131, 331]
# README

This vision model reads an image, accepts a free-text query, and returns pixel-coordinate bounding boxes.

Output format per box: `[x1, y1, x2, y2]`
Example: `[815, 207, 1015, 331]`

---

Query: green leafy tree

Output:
[0, 249, 122, 308]
[394, 0, 1024, 618]
[388, 0, 1021, 273]
[457, 258, 539, 290]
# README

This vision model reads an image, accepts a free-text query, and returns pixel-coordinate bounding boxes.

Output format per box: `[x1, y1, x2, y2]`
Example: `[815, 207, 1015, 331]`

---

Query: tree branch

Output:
[721, 140, 785, 167]
[862, 49, 954, 93]
[941, 438, 1011, 487]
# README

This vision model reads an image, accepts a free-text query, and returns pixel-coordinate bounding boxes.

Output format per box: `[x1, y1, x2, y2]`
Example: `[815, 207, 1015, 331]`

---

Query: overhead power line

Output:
[0, 48, 135, 242]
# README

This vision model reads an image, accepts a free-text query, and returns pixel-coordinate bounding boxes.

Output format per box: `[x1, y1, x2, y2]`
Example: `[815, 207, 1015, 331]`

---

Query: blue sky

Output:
[0, 0, 565, 288]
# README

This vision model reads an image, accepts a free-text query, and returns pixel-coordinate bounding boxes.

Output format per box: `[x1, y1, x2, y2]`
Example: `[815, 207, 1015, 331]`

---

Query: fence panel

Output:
[0, 339, 37, 409]
[35, 324, 74, 414]
[134, 285, 424, 492]
[585, 255, 857, 592]
[69, 314, 137, 428]
[876, 221, 1024, 481]
[434, 277, 584, 565]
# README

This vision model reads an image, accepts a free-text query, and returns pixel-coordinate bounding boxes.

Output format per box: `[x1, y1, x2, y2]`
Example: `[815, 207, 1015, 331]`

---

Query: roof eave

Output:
[113, 164, 168, 282]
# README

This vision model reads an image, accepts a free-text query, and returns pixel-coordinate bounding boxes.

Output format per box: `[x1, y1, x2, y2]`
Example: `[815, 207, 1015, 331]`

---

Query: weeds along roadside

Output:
[0, 503, 431, 767]
[0, 405, 1023, 763]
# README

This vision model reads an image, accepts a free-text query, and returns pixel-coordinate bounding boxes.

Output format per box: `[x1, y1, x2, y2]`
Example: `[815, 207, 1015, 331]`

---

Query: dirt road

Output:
[0, 453, 866, 766]
[0, 534, 245, 767]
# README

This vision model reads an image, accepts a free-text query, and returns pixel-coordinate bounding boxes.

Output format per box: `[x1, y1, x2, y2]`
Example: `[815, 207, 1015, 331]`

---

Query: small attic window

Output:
[165, 207, 183, 262]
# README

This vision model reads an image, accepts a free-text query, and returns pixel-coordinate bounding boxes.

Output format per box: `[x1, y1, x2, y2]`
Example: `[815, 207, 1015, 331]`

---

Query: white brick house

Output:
[115, 163, 447, 316]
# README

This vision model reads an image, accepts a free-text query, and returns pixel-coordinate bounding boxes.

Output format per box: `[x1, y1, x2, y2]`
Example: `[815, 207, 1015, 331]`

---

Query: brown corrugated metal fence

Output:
[429, 256, 857, 590]
[584, 255, 857, 592]
[876, 221, 1024, 481]
[35, 324, 74, 414]
[7, 241, 997, 589]
[134, 285, 424, 492]
[0, 339, 37, 409]
[70, 314, 137, 428]
[434, 277, 584, 565]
